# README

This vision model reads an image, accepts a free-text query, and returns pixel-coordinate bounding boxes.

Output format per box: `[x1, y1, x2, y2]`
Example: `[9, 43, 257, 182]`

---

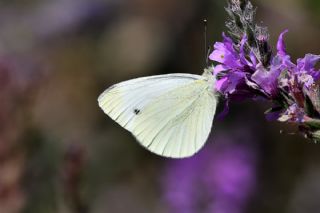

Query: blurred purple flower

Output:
[31, 0, 113, 38]
[0, 57, 43, 213]
[162, 135, 257, 213]
[62, 143, 88, 212]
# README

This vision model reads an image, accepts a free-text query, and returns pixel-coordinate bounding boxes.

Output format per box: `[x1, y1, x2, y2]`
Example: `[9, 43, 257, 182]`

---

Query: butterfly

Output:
[98, 68, 218, 158]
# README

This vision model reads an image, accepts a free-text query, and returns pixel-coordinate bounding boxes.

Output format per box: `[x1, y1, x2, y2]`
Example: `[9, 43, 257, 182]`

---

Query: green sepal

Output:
[245, 26, 257, 48]
[304, 118, 320, 129]
[304, 94, 320, 118]
[311, 130, 320, 142]
[265, 106, 283, 114]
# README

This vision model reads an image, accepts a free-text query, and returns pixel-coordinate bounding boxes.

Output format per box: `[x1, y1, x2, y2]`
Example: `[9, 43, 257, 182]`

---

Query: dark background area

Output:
[0, 0, 319, 212]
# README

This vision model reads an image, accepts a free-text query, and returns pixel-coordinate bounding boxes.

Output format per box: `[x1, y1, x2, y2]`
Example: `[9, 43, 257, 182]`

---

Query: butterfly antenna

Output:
[203, 19, 211, 67]
[207, 46, 211, 66]
[204, 19, 208, 67]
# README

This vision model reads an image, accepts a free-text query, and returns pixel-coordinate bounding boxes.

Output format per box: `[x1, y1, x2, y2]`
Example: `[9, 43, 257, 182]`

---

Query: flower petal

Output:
[214, 64, 229, 75]
[297, 54, 320, 72]
[251, 65, 281, 97]
[277, 29, 289, 57]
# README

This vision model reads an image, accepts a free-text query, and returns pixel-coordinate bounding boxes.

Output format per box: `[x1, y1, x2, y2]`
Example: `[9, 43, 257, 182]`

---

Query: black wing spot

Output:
[134, 109, 141, 115]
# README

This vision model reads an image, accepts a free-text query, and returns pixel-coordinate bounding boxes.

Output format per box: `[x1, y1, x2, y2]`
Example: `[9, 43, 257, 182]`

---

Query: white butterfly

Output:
[98, 68, 218, 158]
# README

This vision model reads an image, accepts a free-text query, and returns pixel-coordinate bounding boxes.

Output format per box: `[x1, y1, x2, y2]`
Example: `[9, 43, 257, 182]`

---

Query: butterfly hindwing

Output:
[98, 73, 217, 158]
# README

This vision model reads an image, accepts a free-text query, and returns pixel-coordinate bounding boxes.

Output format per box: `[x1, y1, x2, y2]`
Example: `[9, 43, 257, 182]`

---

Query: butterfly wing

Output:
[98, 73, 217, 158]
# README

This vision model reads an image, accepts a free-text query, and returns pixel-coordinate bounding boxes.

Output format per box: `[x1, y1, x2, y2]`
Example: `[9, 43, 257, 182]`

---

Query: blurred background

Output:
[0, 0, 319, 212]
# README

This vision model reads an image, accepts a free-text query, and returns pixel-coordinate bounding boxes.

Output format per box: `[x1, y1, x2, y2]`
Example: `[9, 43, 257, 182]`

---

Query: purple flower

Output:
[209, 33, 285, 100]
[162, 133, 257, 213]
[296, 54, 320, 81]
[276, 30, 319, 87]
[208, 25, 320, 141]
[211, 30, 319, 101]
[278, 104, 306, 123]
[274, 31, 320, 122]
[207, 0, 320, 141]
[209, 34, 260, 100]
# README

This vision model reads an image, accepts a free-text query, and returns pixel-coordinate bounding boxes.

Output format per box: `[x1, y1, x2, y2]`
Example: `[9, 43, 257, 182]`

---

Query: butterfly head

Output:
[202, 66, 216, 89]
[202, 66, 215, 79]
